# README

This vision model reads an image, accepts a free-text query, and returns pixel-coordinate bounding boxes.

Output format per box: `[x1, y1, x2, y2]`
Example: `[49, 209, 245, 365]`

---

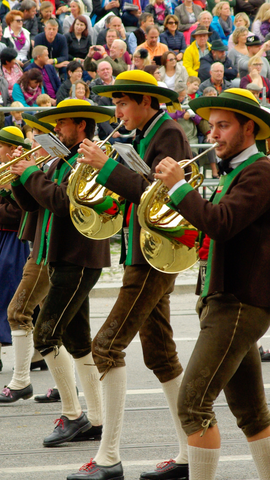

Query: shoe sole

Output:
[34, 397, 60, 403]
[43, 421, 91, 447]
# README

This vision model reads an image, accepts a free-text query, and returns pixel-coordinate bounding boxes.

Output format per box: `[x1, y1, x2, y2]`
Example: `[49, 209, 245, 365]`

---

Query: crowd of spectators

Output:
[0, 0, 269, 173]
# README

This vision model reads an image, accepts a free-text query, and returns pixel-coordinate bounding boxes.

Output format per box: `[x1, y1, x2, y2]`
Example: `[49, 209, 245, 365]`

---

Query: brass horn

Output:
[67, 121, 126, 240]
[0, 146, 51, 188]
[137, 143, 218, 274]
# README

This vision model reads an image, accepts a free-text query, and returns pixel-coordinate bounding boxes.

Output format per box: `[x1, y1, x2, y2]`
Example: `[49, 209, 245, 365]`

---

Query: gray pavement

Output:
[0, 262, 269, 480]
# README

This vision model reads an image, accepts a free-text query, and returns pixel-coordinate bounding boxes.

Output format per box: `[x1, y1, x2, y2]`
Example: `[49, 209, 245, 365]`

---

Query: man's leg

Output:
[34, 263, 102, 446]
[0, 257, 50, 403]
[178, 293, 270, 480]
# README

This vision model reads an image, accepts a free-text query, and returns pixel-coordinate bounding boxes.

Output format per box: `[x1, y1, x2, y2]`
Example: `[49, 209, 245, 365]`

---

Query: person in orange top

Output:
[135, 24, 168, 61]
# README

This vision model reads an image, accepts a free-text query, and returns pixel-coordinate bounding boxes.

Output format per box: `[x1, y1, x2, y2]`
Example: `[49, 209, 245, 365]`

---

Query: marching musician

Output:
[0, 127, 31, 372]
[8, 101, 113, 447]
[68, 71, 192, 480]
[154, 88, 270, 480]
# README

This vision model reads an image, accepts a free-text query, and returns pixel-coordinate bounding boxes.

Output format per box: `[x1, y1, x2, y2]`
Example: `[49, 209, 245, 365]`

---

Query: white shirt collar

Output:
[217, 143, 258, 170]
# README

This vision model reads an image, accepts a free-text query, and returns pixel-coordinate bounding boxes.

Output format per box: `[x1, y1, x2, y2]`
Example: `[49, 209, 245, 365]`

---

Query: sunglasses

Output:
[167, 57, 176, 61]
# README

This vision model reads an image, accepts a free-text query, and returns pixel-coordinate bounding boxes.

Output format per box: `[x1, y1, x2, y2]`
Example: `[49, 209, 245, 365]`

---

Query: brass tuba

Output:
[67, 121, 126, 240]
[137, 144, 218, 274]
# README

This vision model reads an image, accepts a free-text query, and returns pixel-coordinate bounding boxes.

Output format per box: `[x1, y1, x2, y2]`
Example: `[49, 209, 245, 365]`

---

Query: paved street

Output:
[0, 283, 269, 480]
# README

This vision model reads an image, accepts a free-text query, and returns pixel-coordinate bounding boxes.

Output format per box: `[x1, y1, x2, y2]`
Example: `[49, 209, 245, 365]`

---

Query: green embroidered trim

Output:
[125, 204, 134, 266]
[170, 183, 193, 206]
[18, 211, 28, 240]
[11, 178, 21, 187]
[96, 157, 118, 186]
[20, 166, 39, 186]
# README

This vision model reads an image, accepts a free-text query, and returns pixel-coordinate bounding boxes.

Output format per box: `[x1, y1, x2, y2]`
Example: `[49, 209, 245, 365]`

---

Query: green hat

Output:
[0, 126, 31, 149]
[22, 114, 55, 134]
[35, 99, 114, 124]
[91, 70, 181, 112]
[189, 88, 270, 140]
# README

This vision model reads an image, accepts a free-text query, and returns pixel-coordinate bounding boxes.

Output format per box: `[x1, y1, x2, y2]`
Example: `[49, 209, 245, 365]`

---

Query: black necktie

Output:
[218, 159, 233, 175]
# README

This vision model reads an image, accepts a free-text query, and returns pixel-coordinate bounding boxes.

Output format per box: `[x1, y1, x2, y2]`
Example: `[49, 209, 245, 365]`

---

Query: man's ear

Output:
[142, 95, 152, 108]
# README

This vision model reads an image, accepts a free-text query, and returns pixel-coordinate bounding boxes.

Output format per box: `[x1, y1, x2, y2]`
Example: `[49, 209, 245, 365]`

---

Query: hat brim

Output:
[22, 114, 56, 134]
[92, 83, 179, 105]
[0, 132, 31, 149]
[189, 94, 270, 140]
[36, 106, 114, 124]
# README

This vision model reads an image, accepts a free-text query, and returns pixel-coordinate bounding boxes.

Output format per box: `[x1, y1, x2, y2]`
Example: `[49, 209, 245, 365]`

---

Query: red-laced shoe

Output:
[66, 459, 124, 480]
[140, 459, 189, 480]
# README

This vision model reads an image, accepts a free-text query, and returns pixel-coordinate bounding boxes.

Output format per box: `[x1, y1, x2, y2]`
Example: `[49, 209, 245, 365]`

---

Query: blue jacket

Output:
[24, 62, 61, 95]
[159, 30, 186, 53]
[210, 16, 235, 46]
[34, 32, 68, 64]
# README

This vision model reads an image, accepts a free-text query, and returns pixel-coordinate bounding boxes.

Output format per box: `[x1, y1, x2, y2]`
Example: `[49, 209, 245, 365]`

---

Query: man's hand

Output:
[10, 158, 36, 176]
[155, 157, 184, 190]
[105, 0, 120, 10]
[55, 61, 70, 69]
[78, 139, 109, 169]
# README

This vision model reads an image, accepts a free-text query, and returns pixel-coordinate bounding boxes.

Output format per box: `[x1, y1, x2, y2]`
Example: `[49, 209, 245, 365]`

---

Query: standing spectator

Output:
[131, 48, 151, 70]
[197, 11, 221, 43]
[144, 0, 171, 27]
[197, 61, 232, 94]
[136, 25, 168, 61]
[183, 25, 211, 76]
[63, 0, 93, 38]
[65, 15, 92, 61]
[2, 10, 31, 66]
[0, 47, 22, 102]
[160, 14, 187, 61]
[175, 0, 202, 45]
[56, 60, 83, 103]
[160, 50, 188, 89]
[252, 3, 270, 42]
[198, 38, 238, 82]
[34, 19, 69, 74]
[227, 27, 249, 69]
[37, 1, 62, 34]
[211, 1, 235, 46]
[24, 45, 61, 105]
[12, 68, 44, 106]
[127, 12, 154, 54]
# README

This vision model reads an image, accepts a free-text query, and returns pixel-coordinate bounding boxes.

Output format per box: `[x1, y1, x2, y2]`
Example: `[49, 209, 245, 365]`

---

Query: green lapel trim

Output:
[136, 112, 171, 160]
[202, 152, 264, 298]
[126, 204, 134, 265]
[18, 211, 28, 240]
[36, 153, 79, 265]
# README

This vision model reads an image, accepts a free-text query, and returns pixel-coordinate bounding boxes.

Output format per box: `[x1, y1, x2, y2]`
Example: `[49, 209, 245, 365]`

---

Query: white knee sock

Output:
[31, 348, 44, 363]
[74, 353, 102, 426]
[249, 437, 270, 479]
[45, 346, 82, 420]
[188, 445, 220, 480]
[161, 373, 188, 464]
[9, 330, 33, 390]
[94, 366, 127, 466]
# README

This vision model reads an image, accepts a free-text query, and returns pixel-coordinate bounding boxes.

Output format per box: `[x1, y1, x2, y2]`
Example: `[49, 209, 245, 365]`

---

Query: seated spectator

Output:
[183, 25, 211, 76]
[91, 0, 120, 25]
[227, 27, 249, 69]
[127, 12, 154, 55]
[252, 3, 270, 43]
[65, 15, 92, 61]
[4, 101, 26, 128]
[2, 10, 31, 66]
[90, 60, 114, 104]
[0, 24, 7, 55]
[90, 28, 131, 68]
[84, 39, 129, 76]
[238, 35, 270, 79]
[131, 48, 151, 70]
[245, 81, 262, 100]
[207, 0, 235, 15]
[34, 19, 69, 75]
[63, 0, 93, 39]
[68, 79, 92, 102]
[55, 0, 70, 27]
[0, 47, 23, 102]
[56, 60, 83, 103]
[96, 15, 128, 46]
[144, 0, 171, 27]
[211, 1, 235, 46]
[234, 0, 263, 21]
[175, 0, 202, 46]
[37, 1, 62, 34]
[186, 74, 200, 98]
[197, 11, 221, 43]
[36, 93, 52, 106]
[144, 64, 168, 87]
[197, 61, 232, 95]
[160, 14, 186, 61]
[260, 10, 270, 41]
[12, 68, 45, 106]
[198, 38, 237, 82]
[160, 50, 188, 89]
[135, 25, 168, 61]
[121, 2, 140, 28]
[228, 12, 252, 50]
[18, 0, 38, 45]
[240, 54, 270, 102]
[24, 45, 61, 105]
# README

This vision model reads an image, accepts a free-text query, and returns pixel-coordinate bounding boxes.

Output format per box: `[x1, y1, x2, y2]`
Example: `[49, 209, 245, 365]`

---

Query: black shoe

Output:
[34, 386, 79, 403]
[67, 459, 124, 480]
[30, 359, 48, 371]
[43, 412, 91, 447]
[71, 424, 102, 442]
[259, 346, 270, 362]
[0, 384, 33, 403]
[140, 460, 189, 480]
